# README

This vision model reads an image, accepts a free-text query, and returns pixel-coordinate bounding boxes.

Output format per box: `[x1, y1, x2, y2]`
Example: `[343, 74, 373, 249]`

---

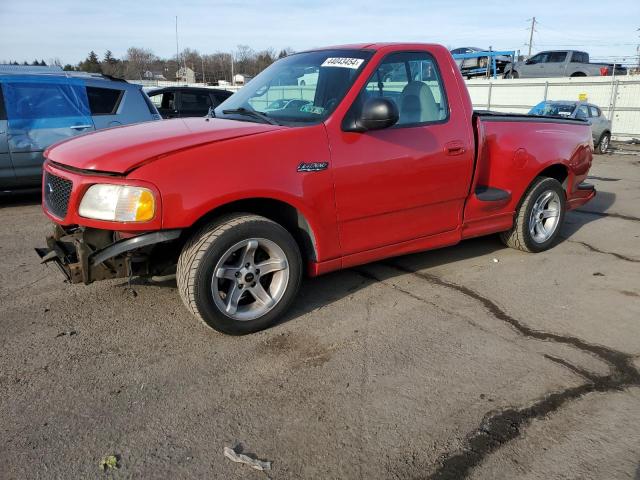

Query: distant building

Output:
[143, 70, 167, 81]
[233, 73, 253, 85]
[176, 66, 196, 83]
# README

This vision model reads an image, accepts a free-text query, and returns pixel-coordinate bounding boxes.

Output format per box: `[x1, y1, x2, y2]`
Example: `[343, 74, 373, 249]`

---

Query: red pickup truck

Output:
[37, 43, 595, 334]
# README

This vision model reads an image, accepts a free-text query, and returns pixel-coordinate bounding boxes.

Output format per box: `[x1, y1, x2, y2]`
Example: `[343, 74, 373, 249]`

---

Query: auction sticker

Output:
[321, 57, 364, 69]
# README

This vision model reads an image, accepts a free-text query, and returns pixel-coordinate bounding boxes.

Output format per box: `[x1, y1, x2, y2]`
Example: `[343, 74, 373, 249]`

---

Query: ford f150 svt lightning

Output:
[37, 43, 596, 334]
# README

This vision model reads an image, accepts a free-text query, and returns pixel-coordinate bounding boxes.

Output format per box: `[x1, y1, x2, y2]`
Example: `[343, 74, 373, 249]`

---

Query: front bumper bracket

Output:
[35, 226, 182, 284]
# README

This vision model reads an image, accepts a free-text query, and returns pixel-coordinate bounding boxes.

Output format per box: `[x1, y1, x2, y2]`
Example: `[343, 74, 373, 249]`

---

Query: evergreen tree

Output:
[79, 51, 102, 73]
[103, 50, 116, 64]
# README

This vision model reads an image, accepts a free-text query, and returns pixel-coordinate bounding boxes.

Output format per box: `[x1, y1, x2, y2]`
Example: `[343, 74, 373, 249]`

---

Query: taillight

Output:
[599, 67, 609, 76]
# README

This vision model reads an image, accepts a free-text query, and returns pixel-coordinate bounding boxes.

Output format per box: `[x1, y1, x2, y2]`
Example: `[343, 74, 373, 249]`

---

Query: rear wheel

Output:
[505, 70, 519, 79]
[500, 177, 565, 253]
[177, 214, 302, 335]
[596, 132, 610, 154]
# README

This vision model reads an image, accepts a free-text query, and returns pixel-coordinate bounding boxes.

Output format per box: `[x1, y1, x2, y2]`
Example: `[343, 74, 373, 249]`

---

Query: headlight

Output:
[79, 184, 155, 222]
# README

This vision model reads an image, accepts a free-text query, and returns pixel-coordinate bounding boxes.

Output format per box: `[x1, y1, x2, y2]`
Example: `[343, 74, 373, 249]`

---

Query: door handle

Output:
[70, 125, 92, 130]
[445, 141, 466, 156]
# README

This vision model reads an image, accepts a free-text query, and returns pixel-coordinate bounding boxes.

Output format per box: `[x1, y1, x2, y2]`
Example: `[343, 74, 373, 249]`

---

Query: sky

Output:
[1, 0, 638, 65]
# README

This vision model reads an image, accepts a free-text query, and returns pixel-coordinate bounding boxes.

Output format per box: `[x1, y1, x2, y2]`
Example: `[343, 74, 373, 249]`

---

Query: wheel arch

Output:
[520, 163, 570, 205]
[536, 163, 569, 188]
[184, 196, 320, 263]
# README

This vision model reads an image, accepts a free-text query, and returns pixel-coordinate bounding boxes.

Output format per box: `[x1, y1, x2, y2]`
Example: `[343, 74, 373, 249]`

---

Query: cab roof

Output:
[300, 42, 444, 52]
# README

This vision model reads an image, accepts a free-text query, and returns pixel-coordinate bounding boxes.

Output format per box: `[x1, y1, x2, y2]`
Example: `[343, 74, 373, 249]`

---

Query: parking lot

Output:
[1, 149, 639, 479]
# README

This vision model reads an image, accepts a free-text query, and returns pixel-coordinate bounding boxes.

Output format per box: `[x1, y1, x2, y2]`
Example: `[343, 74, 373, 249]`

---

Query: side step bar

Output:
[475, 186, 511, 202]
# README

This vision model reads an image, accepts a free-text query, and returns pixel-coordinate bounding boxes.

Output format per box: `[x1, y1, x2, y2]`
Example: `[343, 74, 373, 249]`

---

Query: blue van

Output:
[0, 66, 161, 190]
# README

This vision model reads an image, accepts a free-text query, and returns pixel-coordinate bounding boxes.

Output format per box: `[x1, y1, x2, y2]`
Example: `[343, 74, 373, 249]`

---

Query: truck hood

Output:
[45, 118, 285, 175]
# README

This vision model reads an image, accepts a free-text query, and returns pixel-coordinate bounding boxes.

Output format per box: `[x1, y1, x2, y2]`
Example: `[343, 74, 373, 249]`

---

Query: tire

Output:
[595, 132, 610, 155]
[177, 214, 302, 335]
[505, 70, 519, 79]
[500, 177, 565, 253]
[570, 72, 587, 77]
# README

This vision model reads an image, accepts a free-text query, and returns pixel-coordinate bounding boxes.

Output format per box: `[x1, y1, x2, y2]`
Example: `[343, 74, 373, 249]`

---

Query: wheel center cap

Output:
[244, 272, 255, 283]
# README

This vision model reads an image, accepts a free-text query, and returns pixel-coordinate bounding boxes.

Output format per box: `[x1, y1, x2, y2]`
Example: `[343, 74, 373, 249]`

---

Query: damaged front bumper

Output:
[35, 225, 182, 284]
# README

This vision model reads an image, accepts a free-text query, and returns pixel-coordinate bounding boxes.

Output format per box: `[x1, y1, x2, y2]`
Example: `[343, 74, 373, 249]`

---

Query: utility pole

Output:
[175, 16, 180, 76]
[527, 17, 536, 57]
[636, 27, 639, 68]
[231, 52, 235, 86]
[201, 56, 206, 84]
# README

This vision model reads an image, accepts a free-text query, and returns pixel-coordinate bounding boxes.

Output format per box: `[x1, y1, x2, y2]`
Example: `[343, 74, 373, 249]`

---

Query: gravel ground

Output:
[1, 151, 639, 479]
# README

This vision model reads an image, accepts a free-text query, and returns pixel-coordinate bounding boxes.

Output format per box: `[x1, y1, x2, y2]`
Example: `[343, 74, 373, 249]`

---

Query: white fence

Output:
[130, 79, 241, 93]
[132, 76, 640, 141]
[465, 76, 640, 140]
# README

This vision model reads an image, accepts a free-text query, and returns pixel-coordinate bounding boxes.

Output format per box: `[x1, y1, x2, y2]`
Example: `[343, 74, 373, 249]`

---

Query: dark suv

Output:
[0, 66, 161, 190]
[147, 86, 233, 118]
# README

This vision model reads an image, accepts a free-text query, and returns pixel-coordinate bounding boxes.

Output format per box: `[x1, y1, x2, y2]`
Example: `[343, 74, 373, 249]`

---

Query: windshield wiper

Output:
[221, 107, 280, 125]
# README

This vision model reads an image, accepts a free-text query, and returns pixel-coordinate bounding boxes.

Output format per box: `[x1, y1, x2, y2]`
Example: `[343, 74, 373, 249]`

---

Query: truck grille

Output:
[44, 172, 73, 219]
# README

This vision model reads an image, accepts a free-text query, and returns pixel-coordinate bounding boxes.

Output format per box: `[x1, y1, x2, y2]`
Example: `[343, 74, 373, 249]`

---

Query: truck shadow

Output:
[0, 190, 41, 209]
[561, 189, 616, 238]
[287, 235, 506, 324]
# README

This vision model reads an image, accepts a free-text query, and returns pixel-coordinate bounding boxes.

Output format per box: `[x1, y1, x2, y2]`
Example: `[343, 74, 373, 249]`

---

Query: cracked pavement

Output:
[1, 151, 639, 479]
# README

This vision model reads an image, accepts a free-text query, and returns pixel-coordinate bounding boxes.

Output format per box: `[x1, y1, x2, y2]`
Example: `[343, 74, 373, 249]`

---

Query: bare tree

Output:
[124, 47, 158, 80]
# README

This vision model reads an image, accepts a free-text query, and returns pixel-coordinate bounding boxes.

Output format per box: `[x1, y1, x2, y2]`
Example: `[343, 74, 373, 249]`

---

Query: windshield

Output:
[215, 49, 372, 125]
[529, 102, 576, 117]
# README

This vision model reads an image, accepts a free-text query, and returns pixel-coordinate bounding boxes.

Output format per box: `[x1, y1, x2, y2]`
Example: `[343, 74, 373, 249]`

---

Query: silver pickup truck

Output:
[504, 50, 627, 78]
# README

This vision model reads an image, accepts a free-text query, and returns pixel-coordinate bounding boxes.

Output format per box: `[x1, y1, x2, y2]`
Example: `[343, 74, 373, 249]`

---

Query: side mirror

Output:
[344, 97, 399, 132]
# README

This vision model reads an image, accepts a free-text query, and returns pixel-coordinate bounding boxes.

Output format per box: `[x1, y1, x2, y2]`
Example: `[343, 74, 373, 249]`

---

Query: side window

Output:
[212, 91, 230, 105]
[86, 86, 123, 115]
[150, 92, 175, 110]
[589, 106, 600, 117]
[548, 52, 567, 63]
[148, 92, 163, 108]
[575, 105, 589, 119]
[528, 53, 548, 64]
[571, 52, 588, 63]
[180, 92, 212, 110]
[3, 81, 90, 119]
[359, 51, 448, 126]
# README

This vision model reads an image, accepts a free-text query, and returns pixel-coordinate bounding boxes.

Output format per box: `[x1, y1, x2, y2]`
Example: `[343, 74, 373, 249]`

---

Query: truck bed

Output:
[460, 110, 594, 239]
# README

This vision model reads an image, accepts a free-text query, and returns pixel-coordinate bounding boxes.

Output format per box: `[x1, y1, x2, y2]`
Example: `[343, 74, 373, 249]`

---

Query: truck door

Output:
[545, 51, 568, 77]
[519, 53, 547, 77]
[3, 76, 95, 187]
[0, 84, 16, 189]
[326, 51, 474, 255]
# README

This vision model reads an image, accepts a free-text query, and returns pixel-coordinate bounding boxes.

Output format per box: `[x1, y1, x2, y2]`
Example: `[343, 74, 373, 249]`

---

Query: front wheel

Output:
[177, 214, 302, 335]
[500, 177, 565, 253]
[596, 132, 610, 154]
